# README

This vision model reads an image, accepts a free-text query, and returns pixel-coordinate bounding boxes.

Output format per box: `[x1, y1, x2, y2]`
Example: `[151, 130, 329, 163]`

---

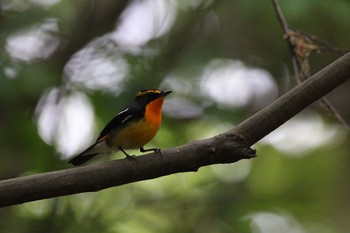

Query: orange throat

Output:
[106, 97, 166, 149]
[145, 97, 165, 128]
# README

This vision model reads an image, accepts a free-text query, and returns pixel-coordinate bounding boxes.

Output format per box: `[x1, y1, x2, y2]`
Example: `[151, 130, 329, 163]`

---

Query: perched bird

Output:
[68, 89, 171, 166]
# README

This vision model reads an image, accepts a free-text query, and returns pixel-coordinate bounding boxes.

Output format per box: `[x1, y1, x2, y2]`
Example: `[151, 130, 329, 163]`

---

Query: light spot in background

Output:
[177, 0, 215, 10]
[64, 37, 128, 93]
[35, 88, 96, 158]
[161, 74, 200, 98]
[211, 160, 251, 183]
[3, 66, 18, 79]
[163, 98, 203, 119]
[18, 198, 52, 219]
[161, 73, 206, 119]
[29, 0, 61, 8]
[200, 59, 278, 110]
[1, 0, 30, 12]
[1, 0, 60, 11]
[5, 18, 60, 62]
[111, 0, 177, 49]
[245, 211, 305, 233]
[262, 111, 345, 157]
[196, 119, 233, 141]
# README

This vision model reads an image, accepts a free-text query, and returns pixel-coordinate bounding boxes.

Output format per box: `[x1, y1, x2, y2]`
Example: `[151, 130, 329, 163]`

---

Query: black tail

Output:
[68, 143, 100, 166]
[68, 141, 111, 166]
[68, 153, 98, 166]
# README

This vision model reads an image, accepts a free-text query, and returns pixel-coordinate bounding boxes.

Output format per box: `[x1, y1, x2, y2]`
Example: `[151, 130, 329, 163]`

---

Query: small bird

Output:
[68, 89, 171, 166]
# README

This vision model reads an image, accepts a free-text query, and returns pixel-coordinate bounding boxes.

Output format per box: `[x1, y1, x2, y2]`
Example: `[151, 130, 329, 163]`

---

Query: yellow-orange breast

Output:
[111, 97, 165, 149]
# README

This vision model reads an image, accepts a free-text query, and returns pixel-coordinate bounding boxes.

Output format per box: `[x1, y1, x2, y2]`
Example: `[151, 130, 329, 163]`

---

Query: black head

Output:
[134, 89, 172, 106]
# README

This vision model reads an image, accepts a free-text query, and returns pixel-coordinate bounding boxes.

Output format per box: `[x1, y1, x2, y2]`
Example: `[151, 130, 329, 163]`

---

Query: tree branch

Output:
[1, 134, 255, 208]
[234, 52, 350, 145]
[271, 0, 303, 82]
[1, 52, 350, 208]
[272, 0, 350, 129]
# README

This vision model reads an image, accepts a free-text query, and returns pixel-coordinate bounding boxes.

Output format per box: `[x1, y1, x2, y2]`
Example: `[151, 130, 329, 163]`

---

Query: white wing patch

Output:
[121, 115, 133, 124]
[117, 108, 129, 116]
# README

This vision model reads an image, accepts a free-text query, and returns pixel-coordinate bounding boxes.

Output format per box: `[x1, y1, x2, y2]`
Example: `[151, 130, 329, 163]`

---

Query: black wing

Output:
[96, 106, 143, 142]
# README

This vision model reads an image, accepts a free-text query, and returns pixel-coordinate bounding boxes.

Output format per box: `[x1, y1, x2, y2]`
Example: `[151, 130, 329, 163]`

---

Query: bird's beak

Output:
[162, 90, 172, 97]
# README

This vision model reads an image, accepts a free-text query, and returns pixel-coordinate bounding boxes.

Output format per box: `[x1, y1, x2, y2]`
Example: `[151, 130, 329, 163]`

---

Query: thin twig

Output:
[319, 98, 350, 129]
[271, 0, 350, 129]
[294, 29, 350, 55]
[271, 0, 302, 83]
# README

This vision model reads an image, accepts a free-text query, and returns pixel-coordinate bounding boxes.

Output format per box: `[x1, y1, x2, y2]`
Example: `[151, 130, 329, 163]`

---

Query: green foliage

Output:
[0, 0, 349, 232]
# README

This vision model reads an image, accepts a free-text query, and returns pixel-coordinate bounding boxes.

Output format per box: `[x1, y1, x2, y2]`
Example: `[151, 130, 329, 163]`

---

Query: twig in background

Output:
[271, 0, 350, 129]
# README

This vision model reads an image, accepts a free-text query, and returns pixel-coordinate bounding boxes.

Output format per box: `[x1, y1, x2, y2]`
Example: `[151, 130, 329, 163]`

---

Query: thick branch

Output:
[234, 52, 350, 144]
[1, 52, 350, 208]
[0, 134, 254, 208]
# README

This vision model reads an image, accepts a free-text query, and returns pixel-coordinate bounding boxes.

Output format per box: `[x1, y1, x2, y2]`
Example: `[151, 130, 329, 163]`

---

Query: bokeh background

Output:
[1, 0, 350, 232]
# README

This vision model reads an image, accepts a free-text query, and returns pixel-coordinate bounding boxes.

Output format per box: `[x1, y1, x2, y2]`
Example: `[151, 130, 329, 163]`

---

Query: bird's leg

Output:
[118, 146, 135, 159]
[140, 147, 161, 153]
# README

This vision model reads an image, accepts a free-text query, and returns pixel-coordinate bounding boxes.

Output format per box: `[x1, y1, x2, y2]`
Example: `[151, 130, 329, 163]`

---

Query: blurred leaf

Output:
[0, 0, 349, 232]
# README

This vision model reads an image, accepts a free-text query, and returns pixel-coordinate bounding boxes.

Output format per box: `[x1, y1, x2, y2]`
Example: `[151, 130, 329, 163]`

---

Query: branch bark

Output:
[234, 52, 350, 144]
[1, 52, 350, 208]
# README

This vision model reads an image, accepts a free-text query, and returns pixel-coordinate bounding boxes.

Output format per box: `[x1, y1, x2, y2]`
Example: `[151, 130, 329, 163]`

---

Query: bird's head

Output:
[134, 89, 172, 106]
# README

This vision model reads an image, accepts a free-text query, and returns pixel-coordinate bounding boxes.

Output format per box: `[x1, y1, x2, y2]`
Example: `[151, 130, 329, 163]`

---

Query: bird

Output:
[68, 89, 172, 166]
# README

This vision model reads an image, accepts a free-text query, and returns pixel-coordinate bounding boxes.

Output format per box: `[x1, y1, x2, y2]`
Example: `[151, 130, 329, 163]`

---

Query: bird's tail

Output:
[68, 141, 110, 166]
[68, 152, 98, 166]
